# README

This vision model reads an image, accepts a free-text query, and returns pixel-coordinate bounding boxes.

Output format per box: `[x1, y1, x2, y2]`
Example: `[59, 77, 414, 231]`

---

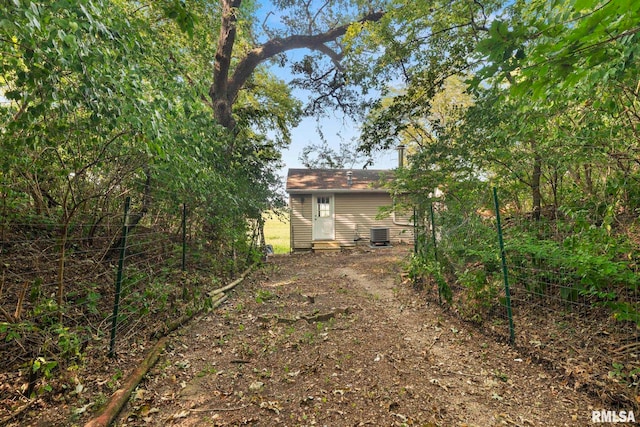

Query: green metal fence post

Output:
[181, 203, 187, 272]
[181, 203, 188, 300]
[109, 196, 130, 358]
[413, 207, 417, 255]
[429, 203, 438, 264]
[493, 187, 515, 345]
[429, 203, 442, 305]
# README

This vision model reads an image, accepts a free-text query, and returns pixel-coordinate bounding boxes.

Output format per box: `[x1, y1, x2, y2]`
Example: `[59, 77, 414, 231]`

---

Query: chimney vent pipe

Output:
[397, 145, 406, 169]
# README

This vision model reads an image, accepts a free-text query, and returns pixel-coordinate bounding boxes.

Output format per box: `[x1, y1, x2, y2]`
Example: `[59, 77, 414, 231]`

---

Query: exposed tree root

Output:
[259, 307, 352, 325]
[83, 336, 168, 427]
[209, 265, 254, 296]
[0, 399, 38, 426]
[189, 404, 248, 412]
[301, 307, 351, 323]
[150, 293, 226, 339]
[83, 266, 251, 427]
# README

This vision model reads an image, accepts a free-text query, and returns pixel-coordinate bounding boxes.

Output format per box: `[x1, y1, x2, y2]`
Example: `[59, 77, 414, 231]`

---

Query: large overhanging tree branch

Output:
[209, 0, 384, 132]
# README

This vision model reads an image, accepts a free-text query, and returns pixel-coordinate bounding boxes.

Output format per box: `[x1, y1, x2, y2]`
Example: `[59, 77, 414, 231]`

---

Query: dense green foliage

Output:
[359, 0, 640, 325]
[0, 0, 298, 266]
[0, 0, 300, 404]
[3, 0, 640, 418]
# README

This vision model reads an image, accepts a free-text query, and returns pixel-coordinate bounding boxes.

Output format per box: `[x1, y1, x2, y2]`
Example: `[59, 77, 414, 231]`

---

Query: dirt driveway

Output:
[118, 245, 601, 426]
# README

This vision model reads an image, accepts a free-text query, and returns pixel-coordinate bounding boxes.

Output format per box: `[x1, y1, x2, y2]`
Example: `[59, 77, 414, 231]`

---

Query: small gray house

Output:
[286, 168, 413, 251]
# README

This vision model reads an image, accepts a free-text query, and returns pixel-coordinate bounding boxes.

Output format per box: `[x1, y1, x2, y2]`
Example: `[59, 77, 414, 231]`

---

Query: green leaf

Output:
[573, 0, 594, 11]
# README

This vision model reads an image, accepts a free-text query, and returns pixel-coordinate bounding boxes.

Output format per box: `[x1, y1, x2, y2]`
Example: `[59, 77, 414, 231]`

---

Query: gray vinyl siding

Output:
[290, 192, 414, 251]
[290, 194, 312, 249]
[334, 193, 413, 246]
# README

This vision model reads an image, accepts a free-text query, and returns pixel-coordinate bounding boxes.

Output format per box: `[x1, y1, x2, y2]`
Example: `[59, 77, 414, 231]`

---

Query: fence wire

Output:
[0, 171, 257, 406]
[411, 187, 640, 409]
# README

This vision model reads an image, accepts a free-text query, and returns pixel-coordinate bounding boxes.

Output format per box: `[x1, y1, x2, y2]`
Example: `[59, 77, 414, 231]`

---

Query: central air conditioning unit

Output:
[370, 227, 390, 246]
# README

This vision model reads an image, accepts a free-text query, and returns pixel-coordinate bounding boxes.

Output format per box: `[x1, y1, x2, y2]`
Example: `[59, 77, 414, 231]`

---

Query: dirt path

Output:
[117, 246, 601, 426]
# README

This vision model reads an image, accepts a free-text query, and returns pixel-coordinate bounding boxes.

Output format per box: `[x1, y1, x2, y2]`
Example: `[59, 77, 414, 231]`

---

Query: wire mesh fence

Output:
[410, 186, 640, 408]
[0, 168, 261, 402]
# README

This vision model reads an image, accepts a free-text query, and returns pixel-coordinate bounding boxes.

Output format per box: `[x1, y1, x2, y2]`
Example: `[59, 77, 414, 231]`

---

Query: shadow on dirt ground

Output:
[115, 245, 604, 426]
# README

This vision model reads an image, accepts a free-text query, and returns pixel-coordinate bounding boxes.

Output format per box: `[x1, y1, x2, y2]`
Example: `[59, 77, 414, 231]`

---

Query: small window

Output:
[317, 196, 330, 217]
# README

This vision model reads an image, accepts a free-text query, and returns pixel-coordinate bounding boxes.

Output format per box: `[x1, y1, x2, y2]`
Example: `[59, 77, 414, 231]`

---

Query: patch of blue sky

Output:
[254, 1, 399, 176]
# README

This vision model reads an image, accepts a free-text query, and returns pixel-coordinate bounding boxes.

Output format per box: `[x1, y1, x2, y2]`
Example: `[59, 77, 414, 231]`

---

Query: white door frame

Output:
[312, 194, 335, 240]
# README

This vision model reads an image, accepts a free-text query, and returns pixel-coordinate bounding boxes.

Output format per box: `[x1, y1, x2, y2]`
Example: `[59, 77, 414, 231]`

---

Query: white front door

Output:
[312, 194, 334, 240]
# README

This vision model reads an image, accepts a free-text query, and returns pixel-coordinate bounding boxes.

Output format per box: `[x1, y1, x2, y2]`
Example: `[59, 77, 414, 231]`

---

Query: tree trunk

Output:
[550, 167, 559, 219]
[107, 168, 152, 257]
[83, 337, 168, 427]
[57, 219, 69, 324]
[532, 150, 542, 221]
[209, 0, 384, 132]
[584, 164, 594, 195]
[210, 0, 242, 130]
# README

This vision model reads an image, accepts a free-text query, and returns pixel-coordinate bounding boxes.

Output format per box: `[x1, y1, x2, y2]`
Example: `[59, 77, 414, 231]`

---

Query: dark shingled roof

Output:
[286, 169, 393, 193]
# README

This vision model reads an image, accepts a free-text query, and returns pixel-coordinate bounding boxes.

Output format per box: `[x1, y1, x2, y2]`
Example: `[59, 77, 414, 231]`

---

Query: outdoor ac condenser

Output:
[370, 227, 390, 246]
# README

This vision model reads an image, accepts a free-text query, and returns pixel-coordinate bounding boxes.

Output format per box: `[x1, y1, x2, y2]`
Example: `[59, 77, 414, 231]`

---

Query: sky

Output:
[273, 91, 400, 189]
[255, 3, 401, 182]
[267, 64, 400, 186]
[280, 113, 399, 171]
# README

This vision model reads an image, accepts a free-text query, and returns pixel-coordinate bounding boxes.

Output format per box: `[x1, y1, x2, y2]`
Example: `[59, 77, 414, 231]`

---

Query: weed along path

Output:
[118, 246, 600, 426]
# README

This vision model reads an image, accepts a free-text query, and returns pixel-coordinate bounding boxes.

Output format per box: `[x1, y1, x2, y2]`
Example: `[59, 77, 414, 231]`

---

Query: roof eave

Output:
[286, 188, 389, 194]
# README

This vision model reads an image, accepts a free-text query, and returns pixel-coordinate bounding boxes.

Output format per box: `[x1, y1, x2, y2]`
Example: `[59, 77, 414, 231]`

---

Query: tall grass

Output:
[263, 211, 290, 254]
